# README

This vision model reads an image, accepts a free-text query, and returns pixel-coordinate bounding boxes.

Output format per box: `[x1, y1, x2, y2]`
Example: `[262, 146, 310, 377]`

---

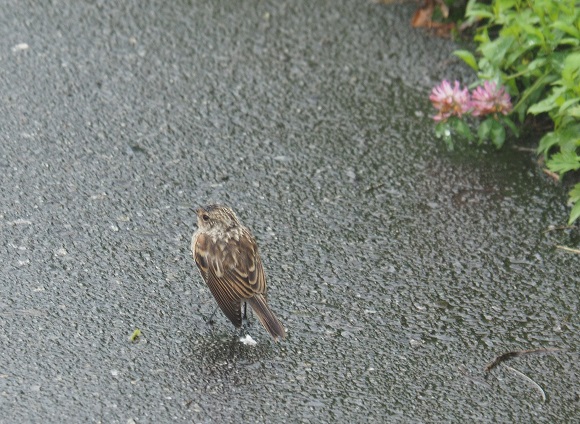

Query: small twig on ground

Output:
[365, 183, 385, 193]
[503, 365, 547, 402]
[542, 168, 560, 182]
[543, 225, 574, 234]
[555, 245, 580, 254]
[485, 347, 561, 372]
[458, 365, 492, 389]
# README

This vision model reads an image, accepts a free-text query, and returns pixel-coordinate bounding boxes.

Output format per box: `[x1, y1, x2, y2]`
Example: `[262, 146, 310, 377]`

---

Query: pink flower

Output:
[470, 81, 512, 117]
[429, 80, 471, 122]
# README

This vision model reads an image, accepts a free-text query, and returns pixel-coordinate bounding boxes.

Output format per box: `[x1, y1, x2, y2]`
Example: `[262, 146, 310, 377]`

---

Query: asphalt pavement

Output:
[1, 0, 578, 422]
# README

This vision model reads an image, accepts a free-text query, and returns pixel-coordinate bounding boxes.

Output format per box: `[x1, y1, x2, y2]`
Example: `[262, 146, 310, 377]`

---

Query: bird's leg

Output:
[237, 326, 246, 339]
[229, 332, 241, 359]
[206, 306, 219, 326]
[241, 301, 251, 334]
[201, 307, 219, 337]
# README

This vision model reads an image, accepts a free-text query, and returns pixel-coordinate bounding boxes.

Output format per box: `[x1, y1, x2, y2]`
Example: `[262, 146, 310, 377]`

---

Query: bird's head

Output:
[194, 204, 241, 232]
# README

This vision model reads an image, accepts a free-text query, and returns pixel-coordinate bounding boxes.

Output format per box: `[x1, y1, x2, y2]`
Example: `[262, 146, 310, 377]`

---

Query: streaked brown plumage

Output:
[191, 204, 286, 341]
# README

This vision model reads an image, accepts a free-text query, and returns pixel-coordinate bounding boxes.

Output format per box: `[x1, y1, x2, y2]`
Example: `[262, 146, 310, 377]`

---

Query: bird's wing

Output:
[194, 230, 269, 328]
[194, 233, 243, 327]
[222, 231, 267, 297]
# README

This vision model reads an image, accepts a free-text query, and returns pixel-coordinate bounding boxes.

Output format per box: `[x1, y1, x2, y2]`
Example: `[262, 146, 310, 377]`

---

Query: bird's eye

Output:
[202, 214, 210, 222]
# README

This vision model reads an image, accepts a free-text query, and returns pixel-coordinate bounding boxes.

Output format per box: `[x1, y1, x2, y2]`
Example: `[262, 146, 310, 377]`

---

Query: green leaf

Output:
[558, 37, 580, 47]
[559, 97, 580, 114]
[528, 96, 557, 114]
[557, 124, 580, 152]
[474, 28, 491, 45]
[550, 51, 569, 73]
[507, 57, 547, 78]
[520, 23, 545, 46]
[551, 22, 580, 39]
[527, 86, 567, 115]
[490, 120, 506, 149]
[494, 0, 517, 16]
[453, 50, 479, 71]
[564, 105, 580, 118]
[546, 151, 580, 175]
[435, 121, 454, 150]
[465, 3, 494, 21]
[502, 116, 520, 137]
[537, 132, 560, 156]
[452, 119, 474, 141]
[561, 52, 580, 90]
[434, 121, 450, 139]
[504, 45, 536, 71]
[477, 118, 493, 144]
[512, 73, 556, 116]
[568, 200, 580, 225]
[129, 328, 142, 343]
[569, 183, 580, 203]
[568, 183, 580, 225]
[479, 36, 515, 66]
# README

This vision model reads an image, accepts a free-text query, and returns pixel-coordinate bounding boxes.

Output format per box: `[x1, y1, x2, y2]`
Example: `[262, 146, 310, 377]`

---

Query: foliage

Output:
[448, 0, 580, 224]
[430, 80, 516, 149]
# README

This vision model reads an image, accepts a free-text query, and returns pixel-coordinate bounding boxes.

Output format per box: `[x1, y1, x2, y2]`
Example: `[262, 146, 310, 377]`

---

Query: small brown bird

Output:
[191, 204, 286, 341]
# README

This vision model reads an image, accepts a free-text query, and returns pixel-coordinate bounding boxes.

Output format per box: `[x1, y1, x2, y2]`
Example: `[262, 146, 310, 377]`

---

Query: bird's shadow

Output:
[179, 326, 284, 388]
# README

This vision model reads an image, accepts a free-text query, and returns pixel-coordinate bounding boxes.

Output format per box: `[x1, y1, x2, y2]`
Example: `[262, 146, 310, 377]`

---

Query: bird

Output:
[191, 204, 286, 341]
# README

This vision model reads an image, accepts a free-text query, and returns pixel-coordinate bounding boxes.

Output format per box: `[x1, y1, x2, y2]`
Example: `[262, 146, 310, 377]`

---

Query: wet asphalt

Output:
[1, 0, 579, 423]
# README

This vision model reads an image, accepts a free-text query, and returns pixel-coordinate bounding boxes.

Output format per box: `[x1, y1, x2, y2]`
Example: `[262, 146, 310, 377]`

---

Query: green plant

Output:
[453, 0, 580, 224]
[430, 79, 516, 149]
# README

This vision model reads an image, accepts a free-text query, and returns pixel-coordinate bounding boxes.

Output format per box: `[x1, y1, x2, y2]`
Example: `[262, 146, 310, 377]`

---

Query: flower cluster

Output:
[470, 81, 512, 117]
[429, 80, 512, 121]
[429, 80, 471, 122]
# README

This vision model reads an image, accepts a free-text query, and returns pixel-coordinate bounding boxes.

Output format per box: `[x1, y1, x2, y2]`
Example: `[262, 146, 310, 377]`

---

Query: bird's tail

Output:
[247, 294, 286, 342]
